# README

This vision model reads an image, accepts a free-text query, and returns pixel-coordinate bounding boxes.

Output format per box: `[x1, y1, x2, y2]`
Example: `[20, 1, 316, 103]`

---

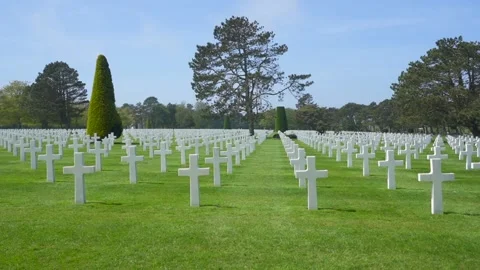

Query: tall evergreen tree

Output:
[275, 106, 288, 132]
[223, 115, 231, 129]
[87, 55, 122, 138]
[189, 16, 313, 136]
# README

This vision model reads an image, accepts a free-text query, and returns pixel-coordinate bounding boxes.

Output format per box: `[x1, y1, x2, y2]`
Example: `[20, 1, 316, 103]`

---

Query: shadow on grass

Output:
[318, 207, 357, 213]
[88, 201, 123, 206]
[141, 182, 165, 185]
[201, 204, 237, 209]
[397, 187, 424, 191]
[223, 184, 248, 187]
[113, 142, 140, 145]
[444, 211, 480, 217]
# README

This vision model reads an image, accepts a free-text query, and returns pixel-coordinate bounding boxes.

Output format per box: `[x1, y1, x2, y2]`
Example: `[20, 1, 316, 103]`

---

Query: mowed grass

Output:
[0, 137, 479, 269]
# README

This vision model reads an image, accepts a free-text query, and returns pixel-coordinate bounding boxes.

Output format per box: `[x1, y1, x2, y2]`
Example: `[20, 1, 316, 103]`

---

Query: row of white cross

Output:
[281, 131, 458, 215]
[0, 128, 269, 206]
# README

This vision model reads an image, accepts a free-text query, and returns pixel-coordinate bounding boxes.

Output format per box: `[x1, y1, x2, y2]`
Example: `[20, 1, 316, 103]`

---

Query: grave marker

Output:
[38, 144, 62, 182]
[121, 145, 144, 184]
[63, 152, 95, 204]
[178, 154, 210, 207]
[418, 158, 455, 214]
[378, 150, 403, 190]
[295, 156, 328, 210]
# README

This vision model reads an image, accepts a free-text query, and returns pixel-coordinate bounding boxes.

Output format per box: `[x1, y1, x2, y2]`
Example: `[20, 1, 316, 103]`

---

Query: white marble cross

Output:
[176, 140, 189, 165]
[342, 141, 357, 168]
[63, 152, 95, 204]
[192, 138, 202, 155]
[88, 140, 106, 172]
[205, 147, 227, 187]
[145, 139, 155, 158]
[54, 139, 65, 156]
[102, 138, 110, 157]
[295, 156, 328, 210]
[418, 158, 455, 214]
[233, 143, 241, 165]
[460, 143, 475, 170]
[204, 137, 211, 156]
[399, 143, 417, 170]
[427, 146, 448, 160]
[178, 154, 210, 207]
[25, 139, 42, 169]
[91, 133, 100, 141]
[17, 138, 27, 161]
[378, 150, 403, 190]
[84, 136, 92, 151]
[38, 144, 62, 182]
[68, 137, 83, 153]
[356, 145, 375, 176]
[121, 145, 144, 184]
[154, 141, 172, 173]
[333, 141, 342, 161]
[327, 141, 334, 157]
[121, 138, 132, 154]
[290, 148, 307, 187]
[287, 144, 298, 160]
[220, 143, 237, 174]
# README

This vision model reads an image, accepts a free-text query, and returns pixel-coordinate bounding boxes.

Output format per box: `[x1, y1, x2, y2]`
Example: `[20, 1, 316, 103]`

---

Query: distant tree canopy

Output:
[391, 36, 480, 135]
[0, 33, 478, 135]
[189, 16, 313, 135]
[0, 62, 88, 129]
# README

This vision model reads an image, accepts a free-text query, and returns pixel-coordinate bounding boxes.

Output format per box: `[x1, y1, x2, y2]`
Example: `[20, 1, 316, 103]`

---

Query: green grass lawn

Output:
[0, 138, 479, 269]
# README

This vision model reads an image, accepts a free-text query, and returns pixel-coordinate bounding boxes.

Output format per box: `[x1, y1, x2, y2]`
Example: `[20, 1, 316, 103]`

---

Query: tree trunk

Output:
[248, 114, 255, 136]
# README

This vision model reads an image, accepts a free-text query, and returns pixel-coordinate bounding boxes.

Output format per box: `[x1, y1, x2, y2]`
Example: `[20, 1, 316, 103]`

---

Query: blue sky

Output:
[1, 0, 479, 108]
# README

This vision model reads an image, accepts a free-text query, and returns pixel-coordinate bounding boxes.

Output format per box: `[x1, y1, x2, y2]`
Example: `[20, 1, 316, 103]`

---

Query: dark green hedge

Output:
[86, 55, 123, 139]
[274, 106, 288, 132]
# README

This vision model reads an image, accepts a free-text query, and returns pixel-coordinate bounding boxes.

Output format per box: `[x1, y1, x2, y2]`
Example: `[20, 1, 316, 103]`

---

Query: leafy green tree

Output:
[295, 93, 315, 109]
[118, 103, 135, 128]
[166, 103, 177, 128]
[27, 61, 88, 128]
[193, 101, 211, 128]
[258, 108, 275, 129]
[87, 55, 122, 138]
[374, 99, 396, 132]
[392, 36, 480, 135]
[175, 102, 195, 128]
[189, 16, 313, 135]
[0, 81, 30, 127]
[295, 93, 322, 130]
[143, 96, 159, 127]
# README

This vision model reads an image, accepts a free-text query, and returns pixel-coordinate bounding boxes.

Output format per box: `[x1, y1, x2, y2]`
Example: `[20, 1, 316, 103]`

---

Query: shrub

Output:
[274, 106, 288, 132]
[224, 115, 231, 129]
[287, 134, 297, 139]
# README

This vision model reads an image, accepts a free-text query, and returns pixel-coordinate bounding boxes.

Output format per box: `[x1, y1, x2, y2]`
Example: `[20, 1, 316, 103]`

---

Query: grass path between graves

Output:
[0, 138, 479, 269]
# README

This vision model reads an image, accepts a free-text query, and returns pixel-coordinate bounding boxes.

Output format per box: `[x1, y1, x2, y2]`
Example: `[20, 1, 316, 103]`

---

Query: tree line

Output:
[1, 16, 478, 135]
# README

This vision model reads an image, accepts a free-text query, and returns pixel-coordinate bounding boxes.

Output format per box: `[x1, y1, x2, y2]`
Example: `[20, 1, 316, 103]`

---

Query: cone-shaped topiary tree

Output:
[223, 115, 231, 129]
[275, 106, 288, 132]
[86, 54, 123, 139]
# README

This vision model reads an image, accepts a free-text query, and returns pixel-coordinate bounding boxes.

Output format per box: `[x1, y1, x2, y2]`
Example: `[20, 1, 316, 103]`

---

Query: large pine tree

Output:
[27, 61, 88, 128]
